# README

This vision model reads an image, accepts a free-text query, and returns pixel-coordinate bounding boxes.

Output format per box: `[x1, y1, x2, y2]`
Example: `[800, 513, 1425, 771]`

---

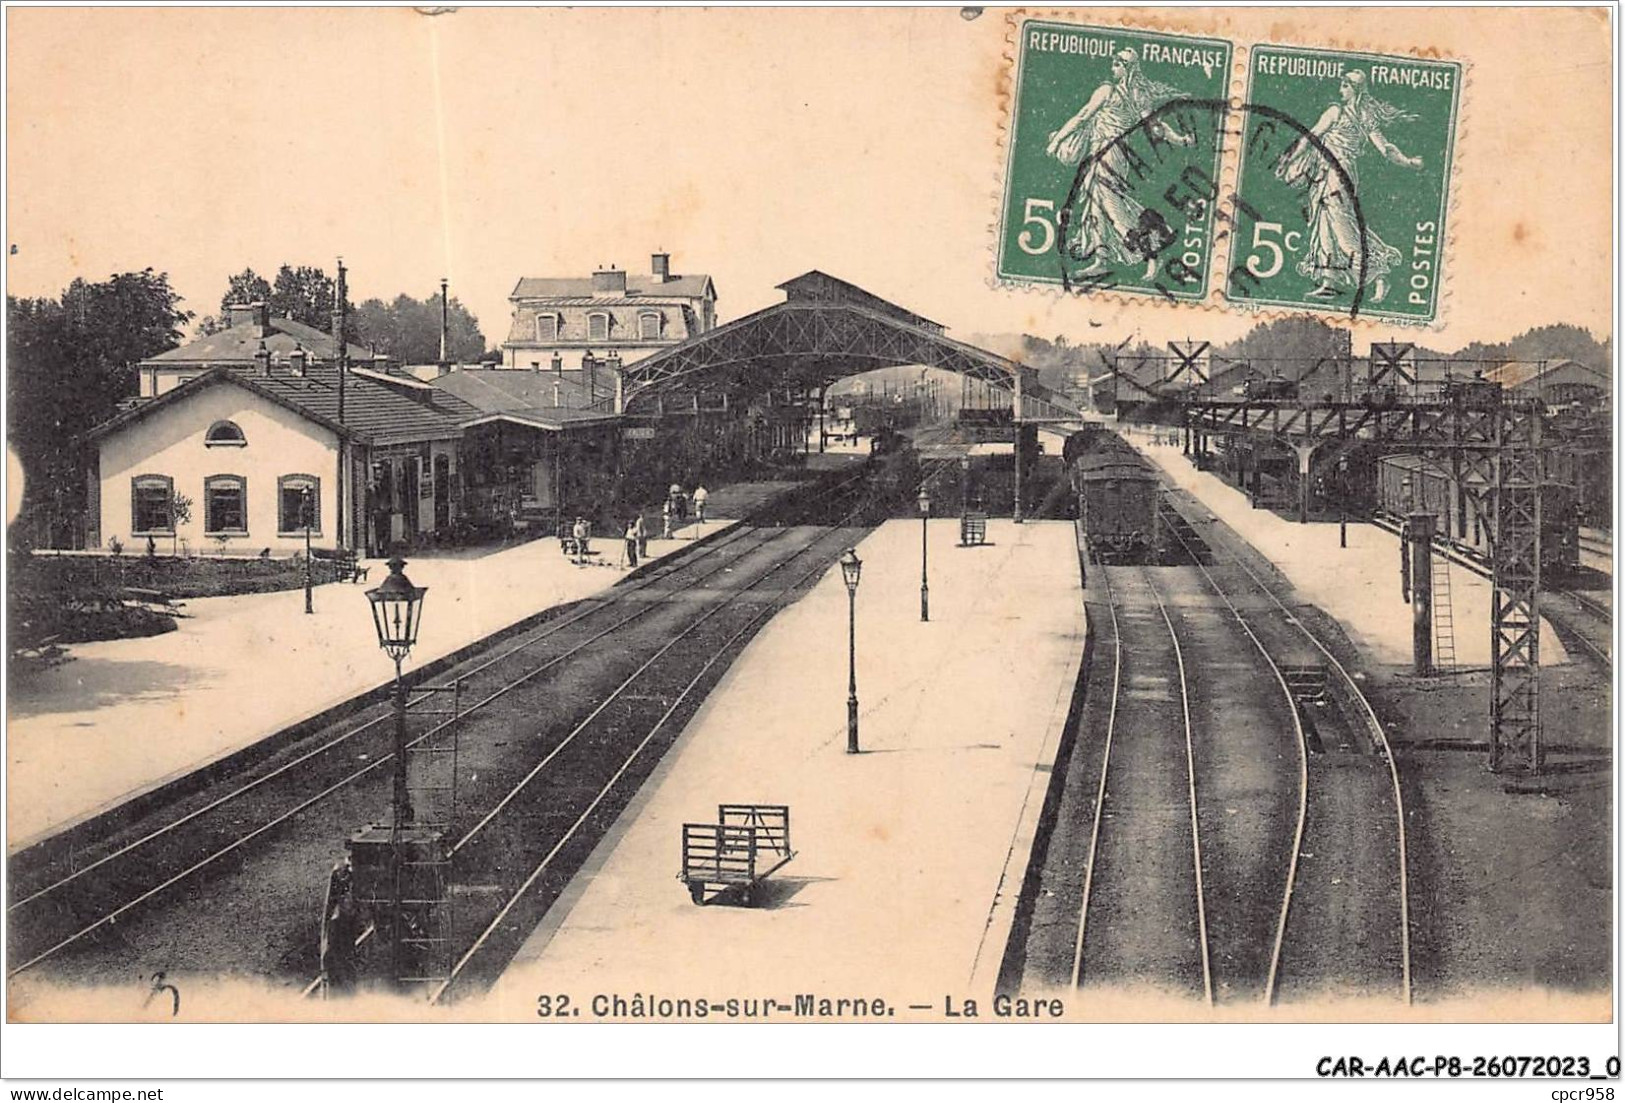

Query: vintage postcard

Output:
[3, 4, 1615, 1083]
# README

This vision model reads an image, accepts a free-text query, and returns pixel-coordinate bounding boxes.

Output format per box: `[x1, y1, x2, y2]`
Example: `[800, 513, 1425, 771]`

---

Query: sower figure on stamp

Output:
[1046, 48, 1196, 280]
[1274, 70, 1423, 302]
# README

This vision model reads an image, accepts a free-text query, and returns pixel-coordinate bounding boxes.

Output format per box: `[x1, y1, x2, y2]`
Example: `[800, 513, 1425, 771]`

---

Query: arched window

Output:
[638, 312, 662, 341]
[278, 474, 320, 535]
[535, 314, 559, 342]
[131, 474, 174, 535]
[205, 420, 247, 447]
[204, 474, 248, 535]
[587, 312, 610, 342]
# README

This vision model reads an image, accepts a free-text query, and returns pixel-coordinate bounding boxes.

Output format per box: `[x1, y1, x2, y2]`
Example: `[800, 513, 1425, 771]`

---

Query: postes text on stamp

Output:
[1226, 45, 1462, 322]
[998, 20, 1234, 302]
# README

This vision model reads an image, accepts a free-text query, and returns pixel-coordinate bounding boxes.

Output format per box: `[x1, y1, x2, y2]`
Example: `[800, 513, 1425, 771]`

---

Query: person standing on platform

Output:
[624, 518, 640, 569]
[661, 498, 674, 540]
[572, 516, 589, 564]
[319, 856, 360, 995]
[693, 485, 709, 524]
[634, 513, 648, 559]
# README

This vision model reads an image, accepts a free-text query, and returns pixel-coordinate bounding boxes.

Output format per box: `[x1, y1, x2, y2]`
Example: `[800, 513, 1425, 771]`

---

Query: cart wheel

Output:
[688, 883, 705, 905]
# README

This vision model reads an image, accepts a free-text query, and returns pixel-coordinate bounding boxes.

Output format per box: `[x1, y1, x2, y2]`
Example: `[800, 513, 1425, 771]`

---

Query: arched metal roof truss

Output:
[621, 296, 1078, 420]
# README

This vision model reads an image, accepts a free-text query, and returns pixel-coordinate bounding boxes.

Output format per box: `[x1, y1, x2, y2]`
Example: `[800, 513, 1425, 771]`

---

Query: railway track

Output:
[8, 470, 883, 988]
[1546, 588, 1612, 667]
[1017, 487, 1410, 1006]
[1070, 559, 1212, 1002]
[1158, 493, 1411, 1005]
[421, 515, 874, 1002]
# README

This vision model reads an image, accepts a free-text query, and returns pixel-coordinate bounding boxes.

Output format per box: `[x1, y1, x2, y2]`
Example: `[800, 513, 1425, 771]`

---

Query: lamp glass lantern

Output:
[840, 548, 862, 594]
[917, 488, 931, 515]
[367, 557, 427, 663]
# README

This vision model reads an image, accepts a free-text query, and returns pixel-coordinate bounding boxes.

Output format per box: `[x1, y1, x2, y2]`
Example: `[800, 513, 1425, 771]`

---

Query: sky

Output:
[5, 7, 1614, 356]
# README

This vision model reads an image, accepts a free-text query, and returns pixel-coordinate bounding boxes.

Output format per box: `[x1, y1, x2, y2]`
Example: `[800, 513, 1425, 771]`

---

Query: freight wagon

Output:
[1067, 426, 1162, 562]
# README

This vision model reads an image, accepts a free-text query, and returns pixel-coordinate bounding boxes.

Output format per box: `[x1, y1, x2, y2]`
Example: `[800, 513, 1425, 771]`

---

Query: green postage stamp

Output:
[997, 21, 1463, 324]
[996, 21, 1234, 302]
[1227, 45, 1463, 322]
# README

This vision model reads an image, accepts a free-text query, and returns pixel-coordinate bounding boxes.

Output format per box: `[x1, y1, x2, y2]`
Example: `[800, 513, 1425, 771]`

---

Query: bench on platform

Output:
[312, 547, 369, 583]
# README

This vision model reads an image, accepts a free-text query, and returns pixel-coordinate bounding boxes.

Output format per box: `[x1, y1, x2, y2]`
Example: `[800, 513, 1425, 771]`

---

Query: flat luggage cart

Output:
[680, 804, 795, 906]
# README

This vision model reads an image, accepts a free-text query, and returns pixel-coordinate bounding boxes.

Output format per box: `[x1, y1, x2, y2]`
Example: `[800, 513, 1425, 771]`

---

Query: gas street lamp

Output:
[302, 486, 314, 615]
[917, 486, 931, 622]
[1337, 455, 1349, 549]
[367, 557, 427, 831]
[839, 548, 862, 754]
[365, 557, 427, 983]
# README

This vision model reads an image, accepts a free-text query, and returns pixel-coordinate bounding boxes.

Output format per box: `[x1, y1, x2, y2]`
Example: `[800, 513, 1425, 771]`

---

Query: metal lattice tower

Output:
[1490, 405, 1543, 773]
[1172, 352, 1549, 774]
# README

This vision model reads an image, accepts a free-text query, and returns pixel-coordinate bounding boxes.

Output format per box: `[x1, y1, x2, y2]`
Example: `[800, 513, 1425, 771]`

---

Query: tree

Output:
[270, 265, 344, 330]
[1217, 315, 1345, 370]
[221, 267, 273, 315]
[352, 290, 486, 365]
[196, 267, 276, 335]
[169, 493, 193, 556]
[7, 269, 193, 546]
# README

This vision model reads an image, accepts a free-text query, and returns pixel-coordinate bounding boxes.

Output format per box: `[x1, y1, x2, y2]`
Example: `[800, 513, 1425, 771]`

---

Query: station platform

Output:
[5, 496, 785, 853]
[1122, 428, 1568, 669]
[489, 518, 1084, 1018]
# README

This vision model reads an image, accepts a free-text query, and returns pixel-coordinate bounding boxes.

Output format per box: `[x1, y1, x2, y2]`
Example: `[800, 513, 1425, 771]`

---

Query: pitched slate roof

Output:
[83, 363, 481, 448]
[775, 270, 943, 332]
[146, 316, 377, 365]
[511, 274, 715, 300]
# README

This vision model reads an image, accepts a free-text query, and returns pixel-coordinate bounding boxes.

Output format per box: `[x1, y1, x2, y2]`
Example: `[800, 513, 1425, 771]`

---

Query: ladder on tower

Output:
[1431, 554, 1457, 674]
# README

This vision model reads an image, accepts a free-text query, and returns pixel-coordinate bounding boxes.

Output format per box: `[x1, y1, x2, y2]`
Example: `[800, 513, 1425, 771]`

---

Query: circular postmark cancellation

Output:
[998, 24, 1463, 324]
[1050, 96, 1380, 321]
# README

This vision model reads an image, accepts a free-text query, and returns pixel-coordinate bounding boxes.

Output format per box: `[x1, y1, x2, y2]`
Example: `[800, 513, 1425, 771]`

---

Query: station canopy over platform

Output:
[620, 270, 1079, 421]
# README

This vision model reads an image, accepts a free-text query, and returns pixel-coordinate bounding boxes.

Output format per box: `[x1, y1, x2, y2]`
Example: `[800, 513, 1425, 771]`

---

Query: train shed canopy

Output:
[621, 270, 1078, 419]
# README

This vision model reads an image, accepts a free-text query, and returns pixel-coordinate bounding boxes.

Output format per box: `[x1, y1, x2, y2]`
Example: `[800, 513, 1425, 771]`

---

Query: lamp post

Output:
[365, 557, 427, 984]
[1337, 456, 1348, 549]
[302, 486, 314, 614]
[917, 487, 931, 622]
[840, 548, 862, 754]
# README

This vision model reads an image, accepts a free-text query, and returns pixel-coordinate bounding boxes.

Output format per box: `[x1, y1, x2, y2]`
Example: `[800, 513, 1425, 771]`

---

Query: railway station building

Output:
[499, 252, 718, 411]
[78, 268, 1079, 557]
[82, 344, 481, 558]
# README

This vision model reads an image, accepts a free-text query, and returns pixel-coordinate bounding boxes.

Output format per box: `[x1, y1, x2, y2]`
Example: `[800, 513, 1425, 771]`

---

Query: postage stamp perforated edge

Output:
[1221, 40, 1467, 327]
[988, 9, 1473, 330]
[989, 11, 1239, 308]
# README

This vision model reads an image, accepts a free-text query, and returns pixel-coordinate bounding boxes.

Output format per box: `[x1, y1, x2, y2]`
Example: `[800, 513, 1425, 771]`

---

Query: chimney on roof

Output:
[228, 302, 272, 337]
[289, 343, 307, 377]
[592, 266, 627, 295]
[651, 252, 671, 283]
[253, 340, 271, 377]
